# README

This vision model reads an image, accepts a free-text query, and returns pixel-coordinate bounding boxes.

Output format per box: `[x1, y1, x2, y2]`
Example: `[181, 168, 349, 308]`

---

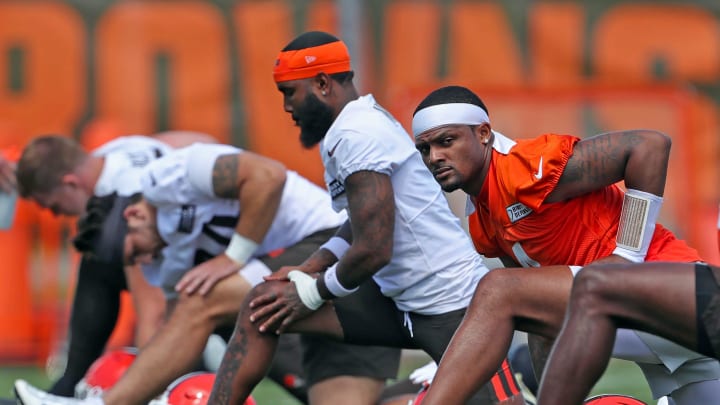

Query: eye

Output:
[439, 136, 453, 146]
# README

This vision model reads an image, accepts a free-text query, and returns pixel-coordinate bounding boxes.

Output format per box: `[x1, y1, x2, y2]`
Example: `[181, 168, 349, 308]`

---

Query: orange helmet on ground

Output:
[149, 372, 256, 405]
[75, 347, 137, 398]
[584, 394, 648, 405]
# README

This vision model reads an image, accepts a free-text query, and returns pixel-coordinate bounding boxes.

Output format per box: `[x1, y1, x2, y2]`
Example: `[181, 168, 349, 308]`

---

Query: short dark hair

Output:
[73, 193, 133, 265]
[17, 135, 87, 197]
[413, 85, 489, 116]
[282, 31, 341, 51]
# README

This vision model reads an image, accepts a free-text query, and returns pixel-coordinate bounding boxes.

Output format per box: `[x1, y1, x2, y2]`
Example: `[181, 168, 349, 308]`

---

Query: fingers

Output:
[176, 271, 205, 295]
[249, 292, 278, 309]
[263, 273, 290, 282]
[249, 297, 280, 321]
[258, 306, 292, 333]
[198, 276, 218, 296]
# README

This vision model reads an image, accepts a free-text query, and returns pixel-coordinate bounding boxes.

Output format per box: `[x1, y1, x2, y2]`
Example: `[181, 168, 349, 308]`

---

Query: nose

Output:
[283, 97, 293, 113]
[428, 147, 444, 165]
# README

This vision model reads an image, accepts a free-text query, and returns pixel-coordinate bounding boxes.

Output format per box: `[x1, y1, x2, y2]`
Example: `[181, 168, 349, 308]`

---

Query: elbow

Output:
[264, 161, 287, 193]
[641, 129, 672, 156]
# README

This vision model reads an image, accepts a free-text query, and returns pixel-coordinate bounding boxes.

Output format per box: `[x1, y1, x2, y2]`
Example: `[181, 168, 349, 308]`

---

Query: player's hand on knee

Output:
[176, 255, 241, 296]
[250, 280, 314, 334]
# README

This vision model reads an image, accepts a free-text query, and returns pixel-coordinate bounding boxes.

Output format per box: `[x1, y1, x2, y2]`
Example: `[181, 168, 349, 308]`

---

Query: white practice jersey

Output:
[140, 143, 347, 291]
[320, 94, 486, 315]
[92, 135, 171, 197]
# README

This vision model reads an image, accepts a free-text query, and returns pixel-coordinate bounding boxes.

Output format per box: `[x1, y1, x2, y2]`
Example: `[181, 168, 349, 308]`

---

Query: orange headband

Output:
[273, 41, 351, 83]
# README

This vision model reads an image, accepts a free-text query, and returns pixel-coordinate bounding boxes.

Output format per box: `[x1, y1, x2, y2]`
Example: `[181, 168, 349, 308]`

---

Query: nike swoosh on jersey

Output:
[328, 140, 342, 157]
[534, 156, 543, 179]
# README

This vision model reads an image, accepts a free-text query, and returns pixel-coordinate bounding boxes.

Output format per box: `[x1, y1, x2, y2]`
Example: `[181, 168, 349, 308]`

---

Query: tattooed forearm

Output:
[340, 170, 395, 285]
[212, 154, 240, 199]
[209, 329, 248, 404]
[550, 130, 656, 202]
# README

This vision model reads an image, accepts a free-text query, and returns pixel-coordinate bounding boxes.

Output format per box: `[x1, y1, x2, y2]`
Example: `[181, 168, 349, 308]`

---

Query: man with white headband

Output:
[411, 85, 720, 405]
[207, 31, 525, 405]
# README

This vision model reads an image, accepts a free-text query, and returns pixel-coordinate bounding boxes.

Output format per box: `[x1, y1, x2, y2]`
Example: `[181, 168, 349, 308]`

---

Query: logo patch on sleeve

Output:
[328, 179, 345, 199]
[506, 202, 532, 223]
[178, 205, 196, 233]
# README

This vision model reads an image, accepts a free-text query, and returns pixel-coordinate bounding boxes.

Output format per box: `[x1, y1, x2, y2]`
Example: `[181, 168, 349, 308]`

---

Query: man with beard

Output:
[14, 141, 403, 405]
[205, 31, 525, 405]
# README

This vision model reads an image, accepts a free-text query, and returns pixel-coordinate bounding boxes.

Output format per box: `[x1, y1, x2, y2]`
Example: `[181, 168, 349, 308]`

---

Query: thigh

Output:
[409, 309, 466, 362]
[698, 264, 720, 359]
[582, 262, 697, 347]
[301, 335, 401, 386]
[333, 280, 411, 348]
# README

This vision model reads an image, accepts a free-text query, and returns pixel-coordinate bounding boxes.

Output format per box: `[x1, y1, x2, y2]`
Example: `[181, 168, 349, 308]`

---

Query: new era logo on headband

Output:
[305, 55, 317, 64]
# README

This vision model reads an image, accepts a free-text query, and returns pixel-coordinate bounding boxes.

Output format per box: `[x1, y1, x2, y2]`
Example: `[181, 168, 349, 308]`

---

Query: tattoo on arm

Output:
[343, 171, 395, 282]
[212, 154, 240, 199]
[551, 131, 643, 201]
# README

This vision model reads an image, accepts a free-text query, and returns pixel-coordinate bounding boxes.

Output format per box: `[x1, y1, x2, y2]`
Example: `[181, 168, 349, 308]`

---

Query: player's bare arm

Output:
[213, 152, 287, 242]
[317, 170, 395, 298]
[176, 152, 287, 295]
[545, 129, 670, 203]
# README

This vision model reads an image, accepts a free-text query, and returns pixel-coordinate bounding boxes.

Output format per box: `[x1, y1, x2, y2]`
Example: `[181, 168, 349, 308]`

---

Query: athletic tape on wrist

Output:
[320, 236, 350, 259]
[287, 270, 324, 310]
[225, 233, 259, 265]
[324, 266, 358, 297]
[613, 188, 663, 263]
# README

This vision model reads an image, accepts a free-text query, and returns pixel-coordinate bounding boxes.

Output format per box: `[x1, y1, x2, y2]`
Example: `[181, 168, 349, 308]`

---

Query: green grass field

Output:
[0, 352, 654, 404]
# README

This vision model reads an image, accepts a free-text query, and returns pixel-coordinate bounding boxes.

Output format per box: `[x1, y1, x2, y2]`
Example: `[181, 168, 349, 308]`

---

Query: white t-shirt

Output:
[320, 94, 486, 315]
[92, 135, 171, 197]
[140, 143, 347, 291]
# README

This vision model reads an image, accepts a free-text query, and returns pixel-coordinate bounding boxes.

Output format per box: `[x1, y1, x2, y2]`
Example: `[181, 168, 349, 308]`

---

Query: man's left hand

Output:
[175, 254, 242, 296]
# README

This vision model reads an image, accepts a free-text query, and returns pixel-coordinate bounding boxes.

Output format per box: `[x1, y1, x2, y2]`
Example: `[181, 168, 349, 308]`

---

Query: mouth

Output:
[433, 167, 452, 180]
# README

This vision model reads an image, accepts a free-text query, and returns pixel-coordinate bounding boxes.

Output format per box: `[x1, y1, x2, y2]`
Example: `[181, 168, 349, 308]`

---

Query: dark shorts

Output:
[696, 263, 720, 359]
[259, 228, 401, 385]
[333, 280, 521, 403]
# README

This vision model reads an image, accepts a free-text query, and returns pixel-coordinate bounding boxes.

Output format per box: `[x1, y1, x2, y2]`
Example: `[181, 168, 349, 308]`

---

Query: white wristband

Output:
[613, 188, 663, 263]
[287, 270, 324, 310]
[225, 233, 259, 265]
[324, 266, 358, 298]
[320, 236, 350, 259]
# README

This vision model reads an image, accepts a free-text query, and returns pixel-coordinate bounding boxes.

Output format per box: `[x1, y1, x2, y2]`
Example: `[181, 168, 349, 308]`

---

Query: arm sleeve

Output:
[48, 256, 125, 396]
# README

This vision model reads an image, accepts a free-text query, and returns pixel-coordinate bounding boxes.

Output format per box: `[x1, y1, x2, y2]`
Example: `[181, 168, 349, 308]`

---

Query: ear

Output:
[61, 173, 81, 188]
[314, 72, 331, 96]
[123, 203, 144, 220]
[473, 123, 493, 144]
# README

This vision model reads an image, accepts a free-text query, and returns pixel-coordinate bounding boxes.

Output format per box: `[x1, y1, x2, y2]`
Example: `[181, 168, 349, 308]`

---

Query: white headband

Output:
[412, 103, 490, 138]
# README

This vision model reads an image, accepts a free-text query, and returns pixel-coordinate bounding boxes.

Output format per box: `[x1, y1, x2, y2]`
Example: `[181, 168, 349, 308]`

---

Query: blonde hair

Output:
[17, 135, 87, 197]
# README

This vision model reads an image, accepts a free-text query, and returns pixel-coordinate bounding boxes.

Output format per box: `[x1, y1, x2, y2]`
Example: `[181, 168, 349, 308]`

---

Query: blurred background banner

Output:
[0, 0, 718, 363]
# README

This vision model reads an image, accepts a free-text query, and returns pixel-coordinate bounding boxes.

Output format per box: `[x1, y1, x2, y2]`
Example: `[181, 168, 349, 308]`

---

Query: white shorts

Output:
[613, 329, 720, 398]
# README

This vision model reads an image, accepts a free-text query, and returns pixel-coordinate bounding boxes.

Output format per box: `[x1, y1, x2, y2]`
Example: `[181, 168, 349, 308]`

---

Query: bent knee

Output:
[571, 266, 618, 306]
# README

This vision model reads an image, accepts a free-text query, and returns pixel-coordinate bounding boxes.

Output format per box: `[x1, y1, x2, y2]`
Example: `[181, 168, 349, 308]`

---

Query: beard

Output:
[296, 92, 336, 149]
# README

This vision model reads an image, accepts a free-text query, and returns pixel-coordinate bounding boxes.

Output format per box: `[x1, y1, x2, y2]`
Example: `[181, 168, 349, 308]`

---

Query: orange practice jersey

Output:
[468, 133, 701, 266]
